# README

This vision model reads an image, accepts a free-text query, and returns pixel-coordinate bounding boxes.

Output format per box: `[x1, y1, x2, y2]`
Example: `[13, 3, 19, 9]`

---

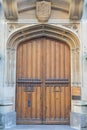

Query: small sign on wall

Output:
[71, 87, 81, 100]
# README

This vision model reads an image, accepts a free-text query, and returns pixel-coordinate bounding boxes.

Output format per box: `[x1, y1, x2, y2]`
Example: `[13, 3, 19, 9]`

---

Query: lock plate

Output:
[28, 99, 31, 107]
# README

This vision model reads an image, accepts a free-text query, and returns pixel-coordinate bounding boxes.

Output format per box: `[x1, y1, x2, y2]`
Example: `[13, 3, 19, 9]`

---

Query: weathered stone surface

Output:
[3, 125, 76, 130]
[0, 111, 16, 129]
[70, 112, 87, 130]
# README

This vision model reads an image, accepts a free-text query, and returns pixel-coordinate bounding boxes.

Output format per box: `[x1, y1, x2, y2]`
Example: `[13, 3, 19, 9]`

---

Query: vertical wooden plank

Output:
[37, 39, 42, 78]
[16, 45, 20, 118]
[64, 44, 66, 120]
[50, 40, 55, 119]
[31, 41, 36, 118]
[54, 40, 56, 119]
[35, 40, 37, 119]
[32, 41, 36, 78]
[42, 38, 46, 121]
[51, 87, 55, 119]
[27, 42, 32, 78]
[60, 42, 65, 119]
[55, 41, 61, 119]
[16, 44, 23, 119]
[45, 39, 51, 119]
[65, 45, 70, 79]
[65, 45, 71, 119]
[60, 86, 65, 119]
[16, 45, 20, 79]
[26, 42, 32, 119]
[36, 87, 41, 119]
[45, 39, 51, 79]
[18, 44, 21, 119]
[25, 42, 29, 119]
[60, 42, 65, 78]
[51, 40, 55, 78]
[21, 43, 27, 119]
[22, 43, 27, 78]
[36, 40, 42, 119]
[20, 45, 23, 119]
[65, 87, 70, 119]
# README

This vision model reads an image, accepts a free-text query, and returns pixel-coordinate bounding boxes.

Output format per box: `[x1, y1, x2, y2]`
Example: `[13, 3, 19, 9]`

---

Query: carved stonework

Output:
[63, 24, 80, 34]
[36, 1, 51, 22]
[3, 0, 18, 20]
[69, 0, 84, 20]
[7, 23, 80, 36]
[2, 0, 84, 20]
[7, 23, 25, 34]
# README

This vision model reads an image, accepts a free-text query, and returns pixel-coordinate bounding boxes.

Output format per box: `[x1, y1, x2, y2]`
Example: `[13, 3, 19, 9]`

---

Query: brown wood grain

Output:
[16, 37, 71, 124]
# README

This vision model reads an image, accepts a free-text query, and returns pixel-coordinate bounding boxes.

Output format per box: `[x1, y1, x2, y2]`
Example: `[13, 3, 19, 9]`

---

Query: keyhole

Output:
[28, 99, 31, 107]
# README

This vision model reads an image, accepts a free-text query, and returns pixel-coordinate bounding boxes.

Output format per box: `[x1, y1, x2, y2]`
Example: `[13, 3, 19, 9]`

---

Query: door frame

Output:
[6, 24, 81, 124]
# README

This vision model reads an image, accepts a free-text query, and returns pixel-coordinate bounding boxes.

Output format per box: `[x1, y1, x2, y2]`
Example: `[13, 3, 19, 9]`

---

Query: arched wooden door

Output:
[16, 37, 71, 124]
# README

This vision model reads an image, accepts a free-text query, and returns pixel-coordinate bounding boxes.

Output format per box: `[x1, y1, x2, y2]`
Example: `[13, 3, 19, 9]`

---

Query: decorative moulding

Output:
[2, 0, 84, 21]
[69, 0, 84, 20]
[3, 0, 18, 20]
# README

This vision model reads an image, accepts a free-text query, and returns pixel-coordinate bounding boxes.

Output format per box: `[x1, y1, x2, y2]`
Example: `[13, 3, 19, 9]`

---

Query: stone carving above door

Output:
[63, 24, 80, 34]
[7, 23, 79, 36]
[69, 0, 84, 20]
[36, 1, 51, 22]
[3, 0, 18, 20]
[2, 0, 84, 21]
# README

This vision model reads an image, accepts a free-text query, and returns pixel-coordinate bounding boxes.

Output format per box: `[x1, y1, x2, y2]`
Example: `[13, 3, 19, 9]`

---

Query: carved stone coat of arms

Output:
[36, 1, 51, 22]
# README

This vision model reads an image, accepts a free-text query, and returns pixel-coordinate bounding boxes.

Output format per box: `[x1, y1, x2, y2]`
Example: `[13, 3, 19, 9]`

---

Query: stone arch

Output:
[7, 24, 80, 49]
[6, 24, 81, 91]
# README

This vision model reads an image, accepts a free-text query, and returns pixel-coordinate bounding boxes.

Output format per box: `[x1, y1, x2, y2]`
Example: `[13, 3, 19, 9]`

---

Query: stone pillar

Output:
[70, 22, 87, 130]
[70, 48, 83, 130]
[0, 22, 16, 129]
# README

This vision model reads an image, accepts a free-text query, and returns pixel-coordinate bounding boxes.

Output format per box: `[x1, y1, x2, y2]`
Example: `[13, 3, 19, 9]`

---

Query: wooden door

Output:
[43, 38, 70, 124]
[16, 37, 71, 124]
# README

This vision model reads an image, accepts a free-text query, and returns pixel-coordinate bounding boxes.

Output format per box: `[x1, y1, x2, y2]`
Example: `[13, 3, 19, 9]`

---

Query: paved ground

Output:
[4, 125, 76, 130]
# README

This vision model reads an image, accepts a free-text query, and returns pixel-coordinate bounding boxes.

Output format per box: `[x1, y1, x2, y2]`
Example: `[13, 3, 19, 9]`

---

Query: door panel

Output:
[44, 38, 70, 124]
[16, 39, 43, 124]
[16, 37, 70, 124]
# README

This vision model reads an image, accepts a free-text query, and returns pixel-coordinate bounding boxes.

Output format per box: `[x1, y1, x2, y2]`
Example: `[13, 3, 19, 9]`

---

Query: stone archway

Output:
[6, 24, 81, 124]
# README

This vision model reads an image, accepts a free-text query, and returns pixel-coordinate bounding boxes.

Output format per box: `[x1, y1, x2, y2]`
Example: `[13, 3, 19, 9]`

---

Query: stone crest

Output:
[36, 1, 51, 22]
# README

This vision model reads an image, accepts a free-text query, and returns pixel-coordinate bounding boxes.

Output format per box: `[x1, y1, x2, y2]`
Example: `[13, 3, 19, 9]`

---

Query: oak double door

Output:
[16, 37, 71, 124]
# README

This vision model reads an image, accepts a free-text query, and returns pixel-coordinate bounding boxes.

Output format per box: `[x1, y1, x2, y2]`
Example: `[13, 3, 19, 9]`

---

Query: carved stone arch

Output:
[6, 24, 81, 90]
[7, 24, 80, 49]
